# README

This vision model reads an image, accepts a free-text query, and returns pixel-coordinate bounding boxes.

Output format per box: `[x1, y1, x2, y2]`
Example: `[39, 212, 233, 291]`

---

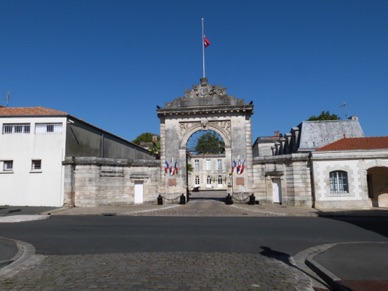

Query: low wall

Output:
[63, 157, 160, 207]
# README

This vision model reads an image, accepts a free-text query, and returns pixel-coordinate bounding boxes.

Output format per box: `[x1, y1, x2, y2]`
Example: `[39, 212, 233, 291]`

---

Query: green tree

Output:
[195, 132, 225, 154]
[132, 132, 160, 158]
[132, 132, 159, 145]
[308, 111, 340, 121]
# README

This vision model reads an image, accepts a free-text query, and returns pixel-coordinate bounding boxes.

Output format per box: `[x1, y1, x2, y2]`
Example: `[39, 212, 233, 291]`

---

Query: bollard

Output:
[179, 194, 186, 205]
[157, 194, 163, 205]
[225, 193, 233, 205]
[249, 193, 255, 205]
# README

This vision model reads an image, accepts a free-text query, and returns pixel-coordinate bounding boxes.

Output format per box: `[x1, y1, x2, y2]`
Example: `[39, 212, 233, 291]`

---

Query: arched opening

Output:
[185, 129, 229, 200]
[367, 167, 388, 207]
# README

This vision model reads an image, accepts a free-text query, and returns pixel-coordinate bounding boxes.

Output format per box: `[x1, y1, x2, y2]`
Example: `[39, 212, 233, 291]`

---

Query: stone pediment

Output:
[186, 77, 227, 99]
[160, 78, 250, 111]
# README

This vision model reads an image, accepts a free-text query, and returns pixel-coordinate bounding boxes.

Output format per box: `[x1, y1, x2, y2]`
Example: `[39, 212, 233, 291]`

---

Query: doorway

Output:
[272, 178, 282, 204]
[134, 181, 144, 204]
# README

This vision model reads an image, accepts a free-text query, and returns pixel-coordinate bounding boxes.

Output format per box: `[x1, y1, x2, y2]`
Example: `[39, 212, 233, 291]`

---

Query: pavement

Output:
[0, 195, 387, 290]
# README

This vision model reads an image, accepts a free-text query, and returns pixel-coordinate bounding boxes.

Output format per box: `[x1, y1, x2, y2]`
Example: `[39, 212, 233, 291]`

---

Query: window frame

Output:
[35, 123, 63, 134]
[2, 123, 30, 134]
[217, 159, 222, 170]
[329, 170, 349, 193]
[31, 159, 42, 172]
[194, 159, 200, 171]
[206, 159, 212, 171]
[3, 160, 13, 172]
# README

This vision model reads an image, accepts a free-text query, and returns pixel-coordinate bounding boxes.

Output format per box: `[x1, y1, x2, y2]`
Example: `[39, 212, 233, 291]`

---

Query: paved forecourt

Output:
[0, 252, 313, 290]
[0, 193, 317, 291]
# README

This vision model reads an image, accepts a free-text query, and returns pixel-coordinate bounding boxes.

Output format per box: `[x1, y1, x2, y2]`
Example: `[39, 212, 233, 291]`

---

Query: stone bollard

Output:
[248, 193, 255, 205]
[179, 194, 186, 205]
[225, 193, 233, 205]
[157, 194, 163, 205]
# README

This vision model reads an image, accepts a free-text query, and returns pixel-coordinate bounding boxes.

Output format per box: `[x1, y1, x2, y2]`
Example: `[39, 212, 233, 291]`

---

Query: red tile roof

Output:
[317, 137, 388, 151]
[0, 106, 68, 116]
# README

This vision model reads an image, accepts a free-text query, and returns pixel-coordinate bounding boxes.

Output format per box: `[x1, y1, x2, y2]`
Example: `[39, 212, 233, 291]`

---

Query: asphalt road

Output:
[0, 216, 386, 257]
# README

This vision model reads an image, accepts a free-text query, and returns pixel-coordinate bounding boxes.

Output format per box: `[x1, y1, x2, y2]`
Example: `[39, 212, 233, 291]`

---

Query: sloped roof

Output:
[0, 106, 68, 117]
[298, 119, 364, 151]
[317, 137, 388, 151]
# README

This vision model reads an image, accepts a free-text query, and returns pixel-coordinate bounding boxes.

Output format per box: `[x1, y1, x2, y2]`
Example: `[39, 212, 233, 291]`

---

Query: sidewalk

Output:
[40, 202, 388, 218]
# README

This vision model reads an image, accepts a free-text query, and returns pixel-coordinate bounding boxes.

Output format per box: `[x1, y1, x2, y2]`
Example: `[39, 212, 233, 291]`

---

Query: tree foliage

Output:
[132, 132, 159, 145]
[308, 111, 341, 121]
[195, 132, 225, 154]
[132, 132, 160, 158]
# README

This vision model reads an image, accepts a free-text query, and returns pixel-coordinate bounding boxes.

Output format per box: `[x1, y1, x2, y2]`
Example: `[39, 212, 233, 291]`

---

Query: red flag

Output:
[204, 36, 210, 48]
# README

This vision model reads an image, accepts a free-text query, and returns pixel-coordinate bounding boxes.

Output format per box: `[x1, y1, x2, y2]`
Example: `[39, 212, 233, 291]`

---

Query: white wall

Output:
[311, 151, 374, 209]
[0, 117, 67, 206]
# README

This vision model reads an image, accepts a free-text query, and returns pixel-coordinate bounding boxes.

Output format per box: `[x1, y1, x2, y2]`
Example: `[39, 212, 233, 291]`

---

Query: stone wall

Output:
[63, 157, 160, 207]
[253, 153, 312, 207]
[311, 150, 388, 209]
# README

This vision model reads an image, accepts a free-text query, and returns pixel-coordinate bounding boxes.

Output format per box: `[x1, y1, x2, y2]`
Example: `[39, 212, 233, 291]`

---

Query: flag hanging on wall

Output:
[237, 160, 245, 175]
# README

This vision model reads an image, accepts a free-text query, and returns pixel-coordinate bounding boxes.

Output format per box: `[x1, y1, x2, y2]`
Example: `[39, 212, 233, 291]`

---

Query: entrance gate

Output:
[157, 78, 254, 201]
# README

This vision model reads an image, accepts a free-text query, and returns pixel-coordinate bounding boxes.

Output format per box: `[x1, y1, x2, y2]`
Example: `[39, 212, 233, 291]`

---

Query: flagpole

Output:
[202, 17, 206, 78]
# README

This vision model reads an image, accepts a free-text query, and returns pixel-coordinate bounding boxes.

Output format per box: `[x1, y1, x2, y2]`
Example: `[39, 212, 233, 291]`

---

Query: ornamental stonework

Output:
[179, 120, 231, 139]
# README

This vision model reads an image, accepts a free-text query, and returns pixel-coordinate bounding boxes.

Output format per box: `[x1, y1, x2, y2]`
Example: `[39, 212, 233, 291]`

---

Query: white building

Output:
[0, 106, 155, 207]
[311, 136, 388, 209]
[188, 154, 229, 191]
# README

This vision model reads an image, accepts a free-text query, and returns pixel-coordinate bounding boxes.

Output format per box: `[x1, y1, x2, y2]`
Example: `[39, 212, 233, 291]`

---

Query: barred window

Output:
[35, 123, 62, 134]
[330, 171, 349, 193]
[2, 124, 30, 134]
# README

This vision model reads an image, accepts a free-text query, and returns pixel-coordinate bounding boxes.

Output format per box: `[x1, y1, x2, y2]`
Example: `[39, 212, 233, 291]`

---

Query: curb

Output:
[0, 215, 51, 223]
[304, 243, 347, 291]
[293, 243, 334, 290]
[295, 241, 388, 291]
[0, 237, 42, 279]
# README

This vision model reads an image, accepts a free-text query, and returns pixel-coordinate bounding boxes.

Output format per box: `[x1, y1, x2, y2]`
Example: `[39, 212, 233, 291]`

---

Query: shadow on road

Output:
[316, 209, 388, 238]
[188, 190, 227, 202]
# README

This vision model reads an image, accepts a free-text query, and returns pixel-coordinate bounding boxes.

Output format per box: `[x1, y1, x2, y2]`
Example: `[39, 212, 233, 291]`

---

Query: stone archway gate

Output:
[157, 78, 254, 200]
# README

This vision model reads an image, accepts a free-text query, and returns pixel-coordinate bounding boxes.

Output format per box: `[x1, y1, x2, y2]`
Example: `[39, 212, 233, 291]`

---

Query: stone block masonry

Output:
[63, 157, 160, 207]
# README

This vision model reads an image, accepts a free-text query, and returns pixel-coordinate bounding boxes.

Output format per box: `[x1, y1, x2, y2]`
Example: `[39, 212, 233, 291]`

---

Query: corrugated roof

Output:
[298, 119, 364, 151]
[0, 106, 68, 116]
[317, 137, 388, 151]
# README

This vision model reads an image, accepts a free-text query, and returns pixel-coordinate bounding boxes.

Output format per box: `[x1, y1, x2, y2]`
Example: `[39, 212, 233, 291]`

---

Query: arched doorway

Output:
[367, 167, 388, 207]
[186, 129, 229, 199]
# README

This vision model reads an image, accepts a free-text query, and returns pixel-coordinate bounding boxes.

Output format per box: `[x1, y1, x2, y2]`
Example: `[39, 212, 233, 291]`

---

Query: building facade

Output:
[157, 78, 254, 200]
[1, 79, 388, 210]
[0, 106, 156, 207]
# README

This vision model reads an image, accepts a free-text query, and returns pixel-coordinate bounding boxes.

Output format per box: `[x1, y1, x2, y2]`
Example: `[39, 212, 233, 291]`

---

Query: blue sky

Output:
[1, 0, 387, 141]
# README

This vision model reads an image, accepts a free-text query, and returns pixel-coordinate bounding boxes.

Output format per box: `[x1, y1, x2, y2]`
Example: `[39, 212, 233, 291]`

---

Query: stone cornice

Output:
[253, 153, 309, 164]
[157, 105, 253, 117]
[63, 157, 160, 167]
